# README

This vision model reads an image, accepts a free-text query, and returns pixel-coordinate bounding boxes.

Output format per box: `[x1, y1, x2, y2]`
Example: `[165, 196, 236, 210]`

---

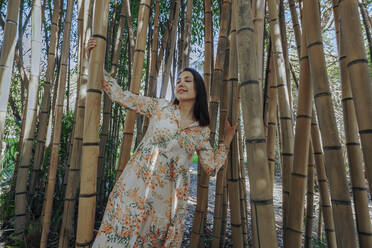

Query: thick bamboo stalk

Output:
[288, 0, 301, 60]
[182, 0, 193, 67]
[253, 0, 266, 88]
[234, 0, 278, 246]
[0, 0, 21, 152]
[212, 45, 230, 247]
[177, 0, 185, 72]
[115, 0, 152, 180]
[190, 1, 231, 246]
[39, 1, 75, 247]
[160, 0, 179, 98]
[142, 0, 159, 135]
[224, 6, 244, 246]
[192, 0, 214, 245]
[30, 0, 61, 195]
[75, 1, 109, 247]
[14, 0, 41, 238]
[123, 0, 135, 60]
[278, 0, 292, 113]
[267, 0, 294, 237]
[285, 28, 312, 248]
[304, 144, 315, 248]
[339, 0, 372, 197]
[237, 106, 249, 247]
[203, 0, 213, 99]
[266, 45, 278, 189]
[358, 0, 372, 63]
[303, 0, 357, 246]
[58, 1, 92, 247]
[310, 112, 337, 248]
[333, 1, 372, 244]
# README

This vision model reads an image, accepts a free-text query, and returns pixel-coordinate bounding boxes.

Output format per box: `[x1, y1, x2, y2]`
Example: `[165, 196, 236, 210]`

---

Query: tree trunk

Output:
[234, 0, 278, 246]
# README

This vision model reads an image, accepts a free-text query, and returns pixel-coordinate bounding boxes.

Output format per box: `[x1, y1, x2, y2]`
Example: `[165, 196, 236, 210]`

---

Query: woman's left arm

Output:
[196, 128, 230, 177]
[103, 71, 159, 118]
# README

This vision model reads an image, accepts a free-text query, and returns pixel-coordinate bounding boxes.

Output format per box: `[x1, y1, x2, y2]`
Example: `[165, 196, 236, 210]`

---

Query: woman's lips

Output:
[177, 89, 187, 94]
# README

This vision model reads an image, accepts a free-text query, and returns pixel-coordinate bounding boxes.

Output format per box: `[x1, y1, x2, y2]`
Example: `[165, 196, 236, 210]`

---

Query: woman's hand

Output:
[87, 37, 97, 59]
[223, 119, 238, 147]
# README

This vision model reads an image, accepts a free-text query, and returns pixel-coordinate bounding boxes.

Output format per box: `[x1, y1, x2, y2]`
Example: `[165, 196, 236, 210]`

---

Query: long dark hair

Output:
[173, 68, 210, 127]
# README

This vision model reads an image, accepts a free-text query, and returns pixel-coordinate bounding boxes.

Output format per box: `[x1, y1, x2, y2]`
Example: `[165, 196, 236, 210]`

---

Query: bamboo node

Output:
[245, 138, 265, 144]
[307, 41, 323, 49]
[87, 89, 102, 94]
[92, 34, 107, 41]
[250, 199, 273, 205]
[359, 129, 372, 134]
[347, 58, 368, 68]
[314, 92, 331, 98]
[331, 199, 351, 205]
[323, 146, 341, 150]
[240, 80, 259, 87]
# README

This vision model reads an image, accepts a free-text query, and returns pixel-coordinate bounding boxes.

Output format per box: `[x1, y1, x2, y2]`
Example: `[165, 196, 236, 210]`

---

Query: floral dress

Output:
[92, 78, 229, 248]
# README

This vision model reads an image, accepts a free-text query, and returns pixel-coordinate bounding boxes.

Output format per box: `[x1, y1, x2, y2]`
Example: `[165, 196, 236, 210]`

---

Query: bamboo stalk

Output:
[30, 0, 61, 196]
[266, 44, 278, 189]
[75, 0, 110, 247]
[182, 0, 193, 67]
[115, 0, 152, 180]
[333, 1, 372, 244]
[310, 111, 337, 248]
[212, 44, 230, 247]
[0, 0, 21, 154]
[14, 0, 41, 238]
[267, 0, 294, 238]
[191, 1, 231, 246]
[285, 27, 312, 248]
[142, 0, 159, 135]
[58, 2, 93, 246]
[234, 0, 278, 246]
[303, 0, 357, 246]
[304, 144, 315, 248]
[253, 0, 266, 88]
[40, 0, 75, 246]
[339, 0, 372, 198]
[160, 0, 179, 98]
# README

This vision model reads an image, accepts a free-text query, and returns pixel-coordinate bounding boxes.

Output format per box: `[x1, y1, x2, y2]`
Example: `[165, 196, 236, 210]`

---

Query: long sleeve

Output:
[103, 72, 159, 118]
[196, 127, 229, 177]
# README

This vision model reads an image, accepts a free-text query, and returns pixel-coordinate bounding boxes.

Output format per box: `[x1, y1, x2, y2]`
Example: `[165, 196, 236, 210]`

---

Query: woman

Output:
[88, 38, 237, 247]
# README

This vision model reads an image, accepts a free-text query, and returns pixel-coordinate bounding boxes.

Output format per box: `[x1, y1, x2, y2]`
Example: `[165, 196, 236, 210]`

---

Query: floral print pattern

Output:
[92, 79, 229, 247]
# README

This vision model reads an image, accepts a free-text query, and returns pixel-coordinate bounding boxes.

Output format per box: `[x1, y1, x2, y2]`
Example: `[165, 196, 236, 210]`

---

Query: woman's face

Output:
[175, 71, 196, 102]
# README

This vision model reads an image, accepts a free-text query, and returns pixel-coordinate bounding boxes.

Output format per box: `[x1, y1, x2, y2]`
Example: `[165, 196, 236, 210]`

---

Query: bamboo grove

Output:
[0, 0, 371, 247]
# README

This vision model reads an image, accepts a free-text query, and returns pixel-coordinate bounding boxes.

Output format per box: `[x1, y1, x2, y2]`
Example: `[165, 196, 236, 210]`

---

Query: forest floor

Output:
[182, 162, 372, 248]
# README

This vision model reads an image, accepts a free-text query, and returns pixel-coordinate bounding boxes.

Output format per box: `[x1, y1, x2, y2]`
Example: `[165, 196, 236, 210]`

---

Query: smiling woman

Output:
[88, 37, 237, 247]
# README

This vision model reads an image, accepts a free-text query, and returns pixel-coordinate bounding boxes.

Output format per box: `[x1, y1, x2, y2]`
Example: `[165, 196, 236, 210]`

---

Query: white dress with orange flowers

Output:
[92, 84, 229, 247]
